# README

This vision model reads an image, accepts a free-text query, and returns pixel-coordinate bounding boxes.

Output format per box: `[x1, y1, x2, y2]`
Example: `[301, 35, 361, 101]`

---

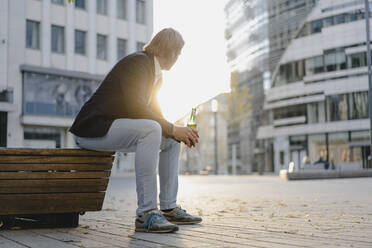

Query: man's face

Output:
[159, 49, 182, 71]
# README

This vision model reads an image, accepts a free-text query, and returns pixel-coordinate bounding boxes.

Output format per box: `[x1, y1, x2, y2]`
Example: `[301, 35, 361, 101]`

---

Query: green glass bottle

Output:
[187, 108, 197, 129]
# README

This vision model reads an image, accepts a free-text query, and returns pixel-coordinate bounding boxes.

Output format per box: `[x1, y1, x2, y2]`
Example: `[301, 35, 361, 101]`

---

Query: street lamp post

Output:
[212, 99, 219, 175]
[364, 0, 372, 164]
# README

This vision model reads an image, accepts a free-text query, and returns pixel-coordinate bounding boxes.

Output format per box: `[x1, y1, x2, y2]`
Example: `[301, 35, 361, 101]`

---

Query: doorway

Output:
[0, 112, 7, 147]
[362, 146, 371, 169]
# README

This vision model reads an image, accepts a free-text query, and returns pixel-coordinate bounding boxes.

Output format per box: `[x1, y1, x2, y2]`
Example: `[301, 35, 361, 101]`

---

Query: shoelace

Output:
[144, 212, 167, 230]
[175, 206, 188, 216]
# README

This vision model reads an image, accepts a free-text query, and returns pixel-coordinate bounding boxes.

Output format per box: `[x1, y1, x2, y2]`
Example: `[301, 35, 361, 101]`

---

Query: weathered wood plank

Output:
[0, 230, 78, 248]
[0, 236, 27, 248]
[81, 218, 260, 248]
[37, 228, 157, 248]
[0, 171, 111, 179]
[0, 193, 105, 214]
[0, 179, 109, 193]
[32, 229, 116, 248]
[0, 163, 113, 171]
[0, 156, 114, 164]
[0, 148, 114, 157]
[85, 216, 372, 248]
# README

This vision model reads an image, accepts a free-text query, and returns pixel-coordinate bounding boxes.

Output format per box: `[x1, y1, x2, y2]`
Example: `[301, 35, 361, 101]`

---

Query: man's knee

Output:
[143, 120, 162, 139]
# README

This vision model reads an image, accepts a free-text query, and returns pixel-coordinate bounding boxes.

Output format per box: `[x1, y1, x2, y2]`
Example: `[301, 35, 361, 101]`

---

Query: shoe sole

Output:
[135, 227, 179, 233]
[169, 220, 202, 225]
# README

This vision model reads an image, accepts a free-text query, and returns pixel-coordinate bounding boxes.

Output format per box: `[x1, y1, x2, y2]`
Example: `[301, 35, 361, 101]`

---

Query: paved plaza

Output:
[1, 175, 372, 247]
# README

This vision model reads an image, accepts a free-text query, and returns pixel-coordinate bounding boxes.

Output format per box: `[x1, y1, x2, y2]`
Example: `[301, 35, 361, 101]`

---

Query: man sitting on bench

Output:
[69, 28, 201, 233]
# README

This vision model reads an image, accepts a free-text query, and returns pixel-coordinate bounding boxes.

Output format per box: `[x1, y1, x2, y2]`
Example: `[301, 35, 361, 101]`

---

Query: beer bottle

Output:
[187, 108, 197, 129]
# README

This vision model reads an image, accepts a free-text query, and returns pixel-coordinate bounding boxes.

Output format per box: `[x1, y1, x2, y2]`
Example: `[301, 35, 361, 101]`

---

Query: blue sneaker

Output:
[161, 206, 202, 225]
[135, 210, 179, 233]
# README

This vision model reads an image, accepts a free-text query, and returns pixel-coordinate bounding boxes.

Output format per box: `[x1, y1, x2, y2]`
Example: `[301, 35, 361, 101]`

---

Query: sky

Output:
[153, 0, 231, 122]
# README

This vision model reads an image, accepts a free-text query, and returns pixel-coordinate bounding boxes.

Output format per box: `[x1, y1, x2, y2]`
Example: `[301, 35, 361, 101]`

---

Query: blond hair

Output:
[144, 28, 184, 57]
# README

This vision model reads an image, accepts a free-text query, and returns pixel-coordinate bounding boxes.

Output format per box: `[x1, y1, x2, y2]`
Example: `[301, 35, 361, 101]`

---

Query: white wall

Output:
[4, 0, 153, 148]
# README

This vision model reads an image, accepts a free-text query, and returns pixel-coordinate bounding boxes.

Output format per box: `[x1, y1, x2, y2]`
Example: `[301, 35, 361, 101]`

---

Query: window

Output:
[290, 135, 307, 147]
[323, 16, 334, 28]
[117, 0, 127, 20]
[328, 132, 350, 164]
[307, 101, 326, 124]
[97, 0, 107, 15]
[305, 56, 323, 76]
[349, 91, 369, 120]
[117, 38, 127, 60]
[273, 104, 306, 120]
[0, 112, 7, 147]
[280, 151, 285, 166]
[350, 130, 371, 168]
[51, 0, 64, 5]
[335, 14, 345, 24]
[324, 48, 346, 72]
[26, 20, 40, 50]
[307, 103, 318, 123]
[311, 19, 322, 33]
[346, 12, 358, 22]
[75, 30, 86, 55]
[348, 52, 367, 68]
[24, 127, 62, 148]
[136, 42, 145, 51]
[294, 60, 305, 81]
[97, 34, 107, 60]
[23, 72, 99, 118]
[51, 25, 65, 54]
[324, 51, 336, 72]
[75, 0, 85, 9]
[136, 0, 146, 24]
[308, 134, 327, 164]
[327, 94, 348, 121]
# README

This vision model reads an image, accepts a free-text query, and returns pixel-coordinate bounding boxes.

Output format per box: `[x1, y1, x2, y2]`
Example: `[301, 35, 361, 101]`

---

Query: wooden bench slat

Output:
[0, 171, 111, 179]
[0, 163, 113, 171]
[0, 148, 114, 157]
[0, 179, 109, 193]
[0, 192, 105, 215]
[0, 156, 114, 164]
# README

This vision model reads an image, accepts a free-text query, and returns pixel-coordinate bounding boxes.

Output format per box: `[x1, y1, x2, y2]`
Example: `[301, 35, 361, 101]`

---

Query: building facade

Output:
[0, 0, 153, 149]
[224, 0, 316, 173]
[178, 94, 229, 175]
[257, 0, 371, 173]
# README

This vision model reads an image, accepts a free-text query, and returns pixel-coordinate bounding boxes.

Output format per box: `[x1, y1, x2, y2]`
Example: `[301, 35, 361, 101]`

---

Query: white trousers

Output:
[74, 118, 181, 216]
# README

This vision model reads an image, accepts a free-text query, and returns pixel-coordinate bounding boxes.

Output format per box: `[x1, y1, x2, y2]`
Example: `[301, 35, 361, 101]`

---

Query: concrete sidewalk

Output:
[1, 175, 372, 247]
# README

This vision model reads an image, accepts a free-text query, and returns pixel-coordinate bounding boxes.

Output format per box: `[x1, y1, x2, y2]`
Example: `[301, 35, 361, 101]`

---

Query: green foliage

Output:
[224, 71, 251, 124]
[68, 0, 73, 3]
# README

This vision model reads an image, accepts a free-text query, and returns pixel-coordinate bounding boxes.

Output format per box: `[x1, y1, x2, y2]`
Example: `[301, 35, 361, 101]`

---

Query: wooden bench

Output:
[0, 148, 114, 229]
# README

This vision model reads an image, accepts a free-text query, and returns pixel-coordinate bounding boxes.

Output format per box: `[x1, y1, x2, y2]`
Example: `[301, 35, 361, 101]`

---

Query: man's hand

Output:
[172, 125, 199, 148]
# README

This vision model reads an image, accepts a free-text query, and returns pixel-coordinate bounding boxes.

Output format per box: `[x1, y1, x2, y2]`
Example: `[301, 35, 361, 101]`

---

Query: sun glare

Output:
[154, 0, 231, 123]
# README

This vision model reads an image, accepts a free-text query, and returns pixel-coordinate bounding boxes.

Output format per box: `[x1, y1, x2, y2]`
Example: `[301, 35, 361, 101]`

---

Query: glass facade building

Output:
[257, 0, 371, 173]
[224, 0, 316, 173]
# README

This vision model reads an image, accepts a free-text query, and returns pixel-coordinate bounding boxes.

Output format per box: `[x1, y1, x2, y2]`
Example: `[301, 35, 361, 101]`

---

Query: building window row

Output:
[296, 10, 365, 38]
[26, 20, 141, 61]
[291, 130, 370, 169]
[50, 0, 144, 23]
[274, 46, 369, 86]
[52, 0, 86, 10]
[271, 91, 369, 124]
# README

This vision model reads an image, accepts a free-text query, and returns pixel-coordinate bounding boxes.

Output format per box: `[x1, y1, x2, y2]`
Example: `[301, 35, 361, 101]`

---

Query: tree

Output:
[224, 71, 251, 125]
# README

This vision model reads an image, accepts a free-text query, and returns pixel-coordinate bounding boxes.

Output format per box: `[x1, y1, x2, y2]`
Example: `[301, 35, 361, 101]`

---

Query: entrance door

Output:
[290, 149, 307, 171]
[362, 146, 371, 169]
